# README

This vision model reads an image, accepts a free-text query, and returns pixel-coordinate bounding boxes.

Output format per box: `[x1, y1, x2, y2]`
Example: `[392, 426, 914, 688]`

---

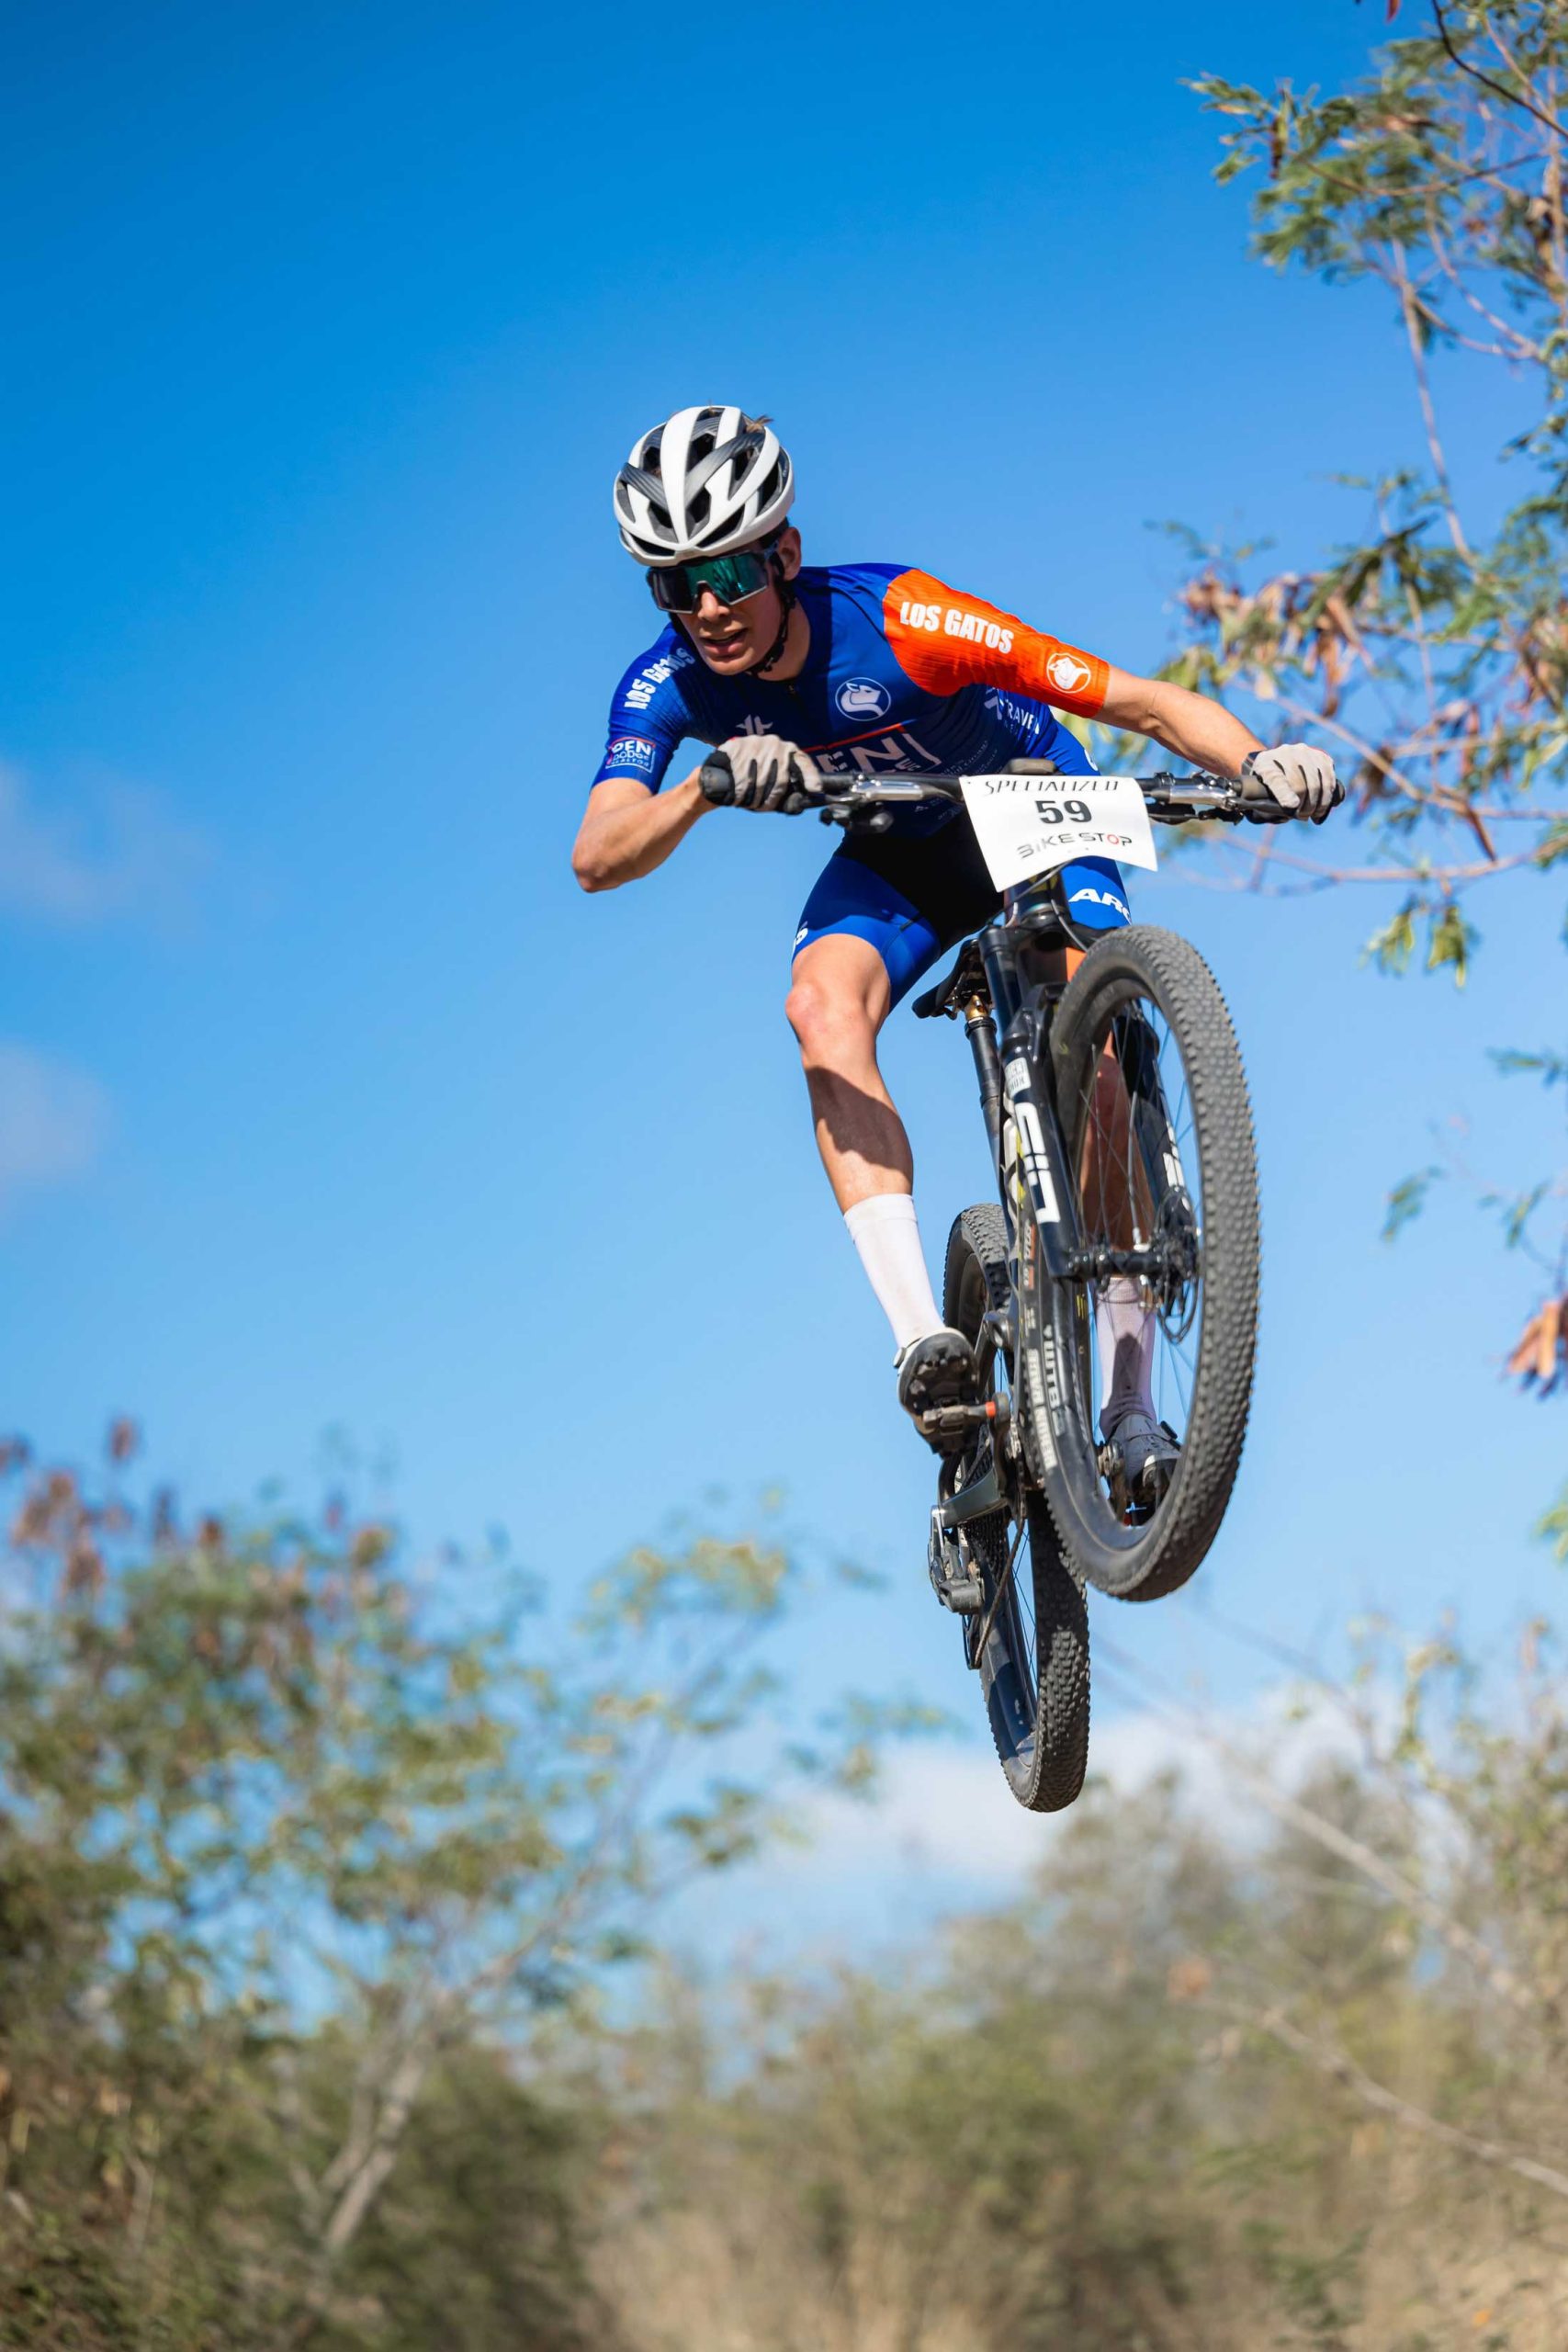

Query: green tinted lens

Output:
[649, 547, 773, 613]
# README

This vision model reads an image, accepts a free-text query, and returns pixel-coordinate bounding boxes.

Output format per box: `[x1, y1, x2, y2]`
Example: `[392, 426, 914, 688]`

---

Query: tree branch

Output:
[1096, 1638, 1540, 2026]
[1216, 1995, 1568, 2201]
[1429, 0, 1566, 141]
[1393, 240, 1474, 560]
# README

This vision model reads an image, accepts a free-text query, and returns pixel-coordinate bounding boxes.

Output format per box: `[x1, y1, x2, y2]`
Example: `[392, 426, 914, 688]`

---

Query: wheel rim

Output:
[945, 1268, 1043, 1792]
[1058, 980, 1206, 1541]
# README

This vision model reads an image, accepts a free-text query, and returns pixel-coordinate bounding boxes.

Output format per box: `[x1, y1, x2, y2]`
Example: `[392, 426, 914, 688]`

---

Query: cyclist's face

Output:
[682, 526, 801, 673]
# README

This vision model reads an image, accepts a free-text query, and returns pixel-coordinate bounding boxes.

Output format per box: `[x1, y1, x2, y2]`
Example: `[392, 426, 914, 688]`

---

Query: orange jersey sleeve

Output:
[883, 567, 1110, 718]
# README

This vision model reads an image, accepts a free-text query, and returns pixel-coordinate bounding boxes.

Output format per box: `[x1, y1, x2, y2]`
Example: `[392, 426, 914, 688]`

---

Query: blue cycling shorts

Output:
[792, 815, 1130, 1006]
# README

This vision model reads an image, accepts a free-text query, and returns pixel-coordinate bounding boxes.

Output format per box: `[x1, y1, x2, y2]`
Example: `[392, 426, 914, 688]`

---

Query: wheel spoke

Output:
[1065, 983, 1211, 1521]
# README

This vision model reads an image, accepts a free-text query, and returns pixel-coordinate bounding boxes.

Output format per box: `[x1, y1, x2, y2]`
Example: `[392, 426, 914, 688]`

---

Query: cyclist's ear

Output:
[775, 524, 802, 580]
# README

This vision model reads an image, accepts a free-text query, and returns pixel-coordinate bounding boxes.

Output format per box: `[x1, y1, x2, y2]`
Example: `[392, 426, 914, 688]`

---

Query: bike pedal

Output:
[916, 1396, 1008, 1438]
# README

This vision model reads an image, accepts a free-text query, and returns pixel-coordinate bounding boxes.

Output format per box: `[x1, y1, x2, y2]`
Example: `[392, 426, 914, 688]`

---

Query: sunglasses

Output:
[648, 538, 782, 615]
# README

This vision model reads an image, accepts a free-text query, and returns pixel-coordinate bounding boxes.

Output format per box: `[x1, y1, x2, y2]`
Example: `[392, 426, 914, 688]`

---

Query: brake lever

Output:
[817, 800, 893, 831]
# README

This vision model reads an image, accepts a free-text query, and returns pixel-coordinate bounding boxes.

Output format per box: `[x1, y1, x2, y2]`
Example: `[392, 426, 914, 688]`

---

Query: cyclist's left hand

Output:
[707, 734, 822, 815]
[1242, 743, 1343, 824]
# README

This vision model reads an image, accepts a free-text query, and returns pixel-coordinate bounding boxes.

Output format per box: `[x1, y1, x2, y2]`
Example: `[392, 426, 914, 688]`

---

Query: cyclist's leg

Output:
[788, 829, 997, 1371]
[788, 825, 999, 1206]
[786, 929, 906, 1206]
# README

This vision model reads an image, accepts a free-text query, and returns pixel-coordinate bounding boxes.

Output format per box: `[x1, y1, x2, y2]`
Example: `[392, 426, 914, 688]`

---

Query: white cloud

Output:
[771, 1692, 1359, 1895]
[665, 1685, 1371, 1964]
[0, 759, 208, 927]
[0, 1043, 109, 1216]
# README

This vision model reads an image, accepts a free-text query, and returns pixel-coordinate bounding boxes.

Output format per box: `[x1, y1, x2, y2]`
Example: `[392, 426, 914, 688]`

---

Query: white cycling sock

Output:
[844, 1192, 944, 1355]
[1096, 1276, 1156, 1433]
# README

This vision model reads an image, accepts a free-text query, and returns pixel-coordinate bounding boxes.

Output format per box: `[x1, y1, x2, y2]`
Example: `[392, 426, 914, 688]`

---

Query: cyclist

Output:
[572, 406, 1339, 1496]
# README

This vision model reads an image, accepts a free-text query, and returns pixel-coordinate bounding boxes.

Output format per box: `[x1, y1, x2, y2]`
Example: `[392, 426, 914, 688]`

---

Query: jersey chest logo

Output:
[834, 676, 892, 720]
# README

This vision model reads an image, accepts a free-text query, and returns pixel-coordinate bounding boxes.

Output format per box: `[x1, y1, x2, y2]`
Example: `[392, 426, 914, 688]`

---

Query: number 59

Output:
[1035, 797, 1092, 825]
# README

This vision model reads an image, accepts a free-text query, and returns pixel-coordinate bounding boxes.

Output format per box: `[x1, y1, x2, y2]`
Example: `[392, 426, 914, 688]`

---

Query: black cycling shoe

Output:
[1100, 1405, 1181, 1512]
[897, 1327, 980, 1453]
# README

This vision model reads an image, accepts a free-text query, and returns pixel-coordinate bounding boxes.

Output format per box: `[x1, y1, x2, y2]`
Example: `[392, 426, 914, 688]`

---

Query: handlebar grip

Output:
[1237, 769, 1294, 825]
[699, 752, 736, 807]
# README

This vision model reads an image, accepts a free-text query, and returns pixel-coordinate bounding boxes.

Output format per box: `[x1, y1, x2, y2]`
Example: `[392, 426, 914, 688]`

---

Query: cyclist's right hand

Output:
[702, 735, 822, 815]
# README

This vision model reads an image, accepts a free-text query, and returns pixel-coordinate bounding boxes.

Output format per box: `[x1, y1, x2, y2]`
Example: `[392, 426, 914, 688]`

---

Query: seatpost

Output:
[964, 994, 1005, 1175]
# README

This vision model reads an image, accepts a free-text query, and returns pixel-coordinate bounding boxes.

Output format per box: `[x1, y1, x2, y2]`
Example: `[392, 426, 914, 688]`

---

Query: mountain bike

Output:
[813, 766, 1281, 1811]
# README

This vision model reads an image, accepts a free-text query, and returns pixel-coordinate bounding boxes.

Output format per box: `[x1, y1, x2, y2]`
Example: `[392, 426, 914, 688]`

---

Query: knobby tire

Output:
[1030, 925, 1259, 1602]
[943, 1204, 1089, 1813]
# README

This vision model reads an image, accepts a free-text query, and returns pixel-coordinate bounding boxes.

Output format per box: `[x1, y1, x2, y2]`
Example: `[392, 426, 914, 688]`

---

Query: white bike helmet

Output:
[615, 405, 795, 566]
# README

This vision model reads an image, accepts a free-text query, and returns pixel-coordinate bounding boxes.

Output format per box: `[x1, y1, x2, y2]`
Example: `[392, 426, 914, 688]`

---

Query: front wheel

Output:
[942, 1206, 1089, 1812]
[1025, 926, 1259, 1602]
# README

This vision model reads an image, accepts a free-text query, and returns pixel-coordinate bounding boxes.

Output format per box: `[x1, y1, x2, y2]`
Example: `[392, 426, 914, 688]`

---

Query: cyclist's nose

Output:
[692, 585, 731, 621]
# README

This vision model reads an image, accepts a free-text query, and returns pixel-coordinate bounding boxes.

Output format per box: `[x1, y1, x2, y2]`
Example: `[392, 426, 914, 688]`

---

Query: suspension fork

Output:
[963, 993, 1006, 1181]
[980, 928, 1086, 1281]
[961, 975, 1078, 1287]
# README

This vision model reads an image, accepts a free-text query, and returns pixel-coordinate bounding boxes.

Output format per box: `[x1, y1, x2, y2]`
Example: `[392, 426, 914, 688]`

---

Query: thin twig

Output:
[1095, 1637, 1540, 2024]
[1393, 240, 1474, 561]
[1213, 1995, 1568, 2201]
[1430, 0, 1566, 141]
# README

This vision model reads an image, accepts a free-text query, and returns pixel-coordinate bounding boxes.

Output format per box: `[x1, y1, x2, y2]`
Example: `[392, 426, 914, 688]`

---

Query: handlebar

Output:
[695, 754, 1293, 831]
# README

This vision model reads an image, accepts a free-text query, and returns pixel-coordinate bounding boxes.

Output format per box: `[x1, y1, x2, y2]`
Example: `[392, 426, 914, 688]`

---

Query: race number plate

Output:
[958, 773, 1158, 892]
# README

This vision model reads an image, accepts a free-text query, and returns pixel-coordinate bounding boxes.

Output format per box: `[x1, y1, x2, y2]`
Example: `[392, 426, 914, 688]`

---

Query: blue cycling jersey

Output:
[595, 561, 1109, 829]
[592, 559, 1133, 1001]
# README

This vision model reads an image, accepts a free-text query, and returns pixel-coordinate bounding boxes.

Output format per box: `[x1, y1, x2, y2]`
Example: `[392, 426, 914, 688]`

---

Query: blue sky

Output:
[6, 0, 1563, 1936]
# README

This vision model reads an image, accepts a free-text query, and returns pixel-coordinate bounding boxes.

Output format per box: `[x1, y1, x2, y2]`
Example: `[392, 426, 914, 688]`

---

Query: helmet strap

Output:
[746, 555, 797, 677]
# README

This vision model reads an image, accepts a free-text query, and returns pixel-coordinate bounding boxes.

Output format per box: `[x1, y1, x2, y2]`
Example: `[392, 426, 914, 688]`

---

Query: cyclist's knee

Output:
[785, 970, 878, 1065]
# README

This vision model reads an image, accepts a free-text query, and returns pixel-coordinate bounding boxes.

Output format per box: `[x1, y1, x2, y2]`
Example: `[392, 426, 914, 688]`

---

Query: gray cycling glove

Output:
[704, 734, 823, 816]
[1242, 742, 1343, 824]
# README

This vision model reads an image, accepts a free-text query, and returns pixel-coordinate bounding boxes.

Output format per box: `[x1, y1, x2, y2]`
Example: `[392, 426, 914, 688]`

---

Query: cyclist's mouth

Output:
[697, 630, 747, 660]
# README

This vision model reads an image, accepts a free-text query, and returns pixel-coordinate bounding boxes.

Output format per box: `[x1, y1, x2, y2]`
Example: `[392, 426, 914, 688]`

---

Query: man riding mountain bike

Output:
[571, 406, 1340, 1500]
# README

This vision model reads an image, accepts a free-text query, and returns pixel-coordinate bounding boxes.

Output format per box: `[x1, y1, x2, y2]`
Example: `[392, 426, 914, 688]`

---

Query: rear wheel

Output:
[942, 1206, 1089, 1813]
[1023, 926, 1258, 1602]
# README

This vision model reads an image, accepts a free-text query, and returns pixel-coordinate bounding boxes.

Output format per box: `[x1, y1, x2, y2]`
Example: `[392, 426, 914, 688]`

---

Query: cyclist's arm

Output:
[579, 634, 712, 889]
[883, 571, 1261, 775]
[571, 769, 712, 892]
[1096, 666, 1261, 780]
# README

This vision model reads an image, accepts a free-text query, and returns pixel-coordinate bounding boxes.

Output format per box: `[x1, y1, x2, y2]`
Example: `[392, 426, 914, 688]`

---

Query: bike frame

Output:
[692, 752, 1281, 1492]
[965, 879, 1082, 1276]
[776, 762, 1286, 1524]
[931, 878, 1081, 1537]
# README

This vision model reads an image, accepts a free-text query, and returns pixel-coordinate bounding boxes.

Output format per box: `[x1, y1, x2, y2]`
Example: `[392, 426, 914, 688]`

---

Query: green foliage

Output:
[310, 2048, 614, 2352]
[0, 1430, 888, 2347]
[28, 1429, 1568, 2345]
[1382, 1166, 1442, 1241]
[1173, 7, 1568, 1399]
[1537, 1483, 1568, 1563]
[593, 1658, 1568, 2350]
[1364, 899, 1418, 975]
[1426, 898, 1477, 987]
[1493, 1046, 1568, 1086]
[1242, 2221, 1366, 2350]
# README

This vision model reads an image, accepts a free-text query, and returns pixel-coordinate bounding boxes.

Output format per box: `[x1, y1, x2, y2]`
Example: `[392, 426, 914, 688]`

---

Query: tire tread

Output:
[944, 1204, 1089, 1810]
[1043, 925, 1259, 1602]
